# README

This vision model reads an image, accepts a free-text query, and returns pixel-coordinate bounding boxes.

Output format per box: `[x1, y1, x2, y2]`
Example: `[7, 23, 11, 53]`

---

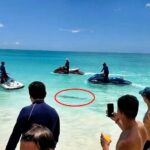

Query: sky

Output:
[0, 0, 150, 53]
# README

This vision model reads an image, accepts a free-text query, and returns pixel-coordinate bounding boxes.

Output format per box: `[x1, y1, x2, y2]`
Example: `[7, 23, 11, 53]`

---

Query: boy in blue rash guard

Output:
[6, 81, 60, 150]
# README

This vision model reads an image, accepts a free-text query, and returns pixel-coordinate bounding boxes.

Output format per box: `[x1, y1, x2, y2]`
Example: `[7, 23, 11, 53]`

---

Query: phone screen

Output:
[107, 103, 114, 117]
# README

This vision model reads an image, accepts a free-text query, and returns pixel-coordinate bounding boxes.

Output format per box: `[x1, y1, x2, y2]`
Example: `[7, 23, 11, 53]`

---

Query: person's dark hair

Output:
[28, 81, 46, 99]
[1, 61, 5, 65]
[21, 124, 56, 150]
[117, 94, 139, 119]
[103, 63, 106, 66]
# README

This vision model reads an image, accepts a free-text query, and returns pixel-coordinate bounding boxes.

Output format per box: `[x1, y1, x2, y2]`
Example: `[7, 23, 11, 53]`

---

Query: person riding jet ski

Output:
[101, 62, 109, 82]
[64, 59, 70, 74]
[0, 61, 8, 83]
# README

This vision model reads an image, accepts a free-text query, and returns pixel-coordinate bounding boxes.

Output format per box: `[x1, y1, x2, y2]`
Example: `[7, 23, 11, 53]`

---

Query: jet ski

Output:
[0, 77, 24, 90]
[54, 67, 84, 75]
[88, 74, 132, 85]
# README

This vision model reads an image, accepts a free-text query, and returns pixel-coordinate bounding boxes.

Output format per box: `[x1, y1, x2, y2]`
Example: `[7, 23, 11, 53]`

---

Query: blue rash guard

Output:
[6, 100, 60, 150]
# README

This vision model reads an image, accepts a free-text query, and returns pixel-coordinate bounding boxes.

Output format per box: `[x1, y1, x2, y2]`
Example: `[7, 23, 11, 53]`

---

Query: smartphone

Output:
[107, 103, 114, 117]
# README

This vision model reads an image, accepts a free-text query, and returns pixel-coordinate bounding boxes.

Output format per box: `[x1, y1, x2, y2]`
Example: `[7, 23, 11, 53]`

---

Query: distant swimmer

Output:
[0, 61, 8, 83]
[64, 58, 70, 74]
[101, 62, 109, 82]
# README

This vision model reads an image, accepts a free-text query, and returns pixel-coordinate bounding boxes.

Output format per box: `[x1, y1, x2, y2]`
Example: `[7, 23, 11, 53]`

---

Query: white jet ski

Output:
[0, 77, 24, 90]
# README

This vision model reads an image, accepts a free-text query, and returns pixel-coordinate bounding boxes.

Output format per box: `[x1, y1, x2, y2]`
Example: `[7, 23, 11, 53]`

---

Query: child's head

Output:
[20, 124, 56, 150]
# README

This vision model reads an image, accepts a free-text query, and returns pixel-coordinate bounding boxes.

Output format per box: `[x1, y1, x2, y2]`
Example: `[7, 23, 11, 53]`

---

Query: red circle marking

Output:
[54, 88, 96, 107]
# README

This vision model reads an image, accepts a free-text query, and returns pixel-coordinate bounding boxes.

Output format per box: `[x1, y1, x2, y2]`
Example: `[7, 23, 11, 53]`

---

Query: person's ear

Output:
[30, 97, 34, 102]
[148, 111, 150, 120]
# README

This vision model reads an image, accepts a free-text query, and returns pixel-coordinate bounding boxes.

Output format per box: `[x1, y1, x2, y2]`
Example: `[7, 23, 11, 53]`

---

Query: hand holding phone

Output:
[107, 103, 114, 117]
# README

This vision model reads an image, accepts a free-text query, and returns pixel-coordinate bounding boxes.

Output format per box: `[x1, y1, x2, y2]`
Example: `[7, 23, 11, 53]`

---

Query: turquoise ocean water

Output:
[0, 49, 150, 150]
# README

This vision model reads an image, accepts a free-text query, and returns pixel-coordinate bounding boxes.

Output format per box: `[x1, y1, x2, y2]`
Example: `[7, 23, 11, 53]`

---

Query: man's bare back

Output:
[117, 122, 147, 150]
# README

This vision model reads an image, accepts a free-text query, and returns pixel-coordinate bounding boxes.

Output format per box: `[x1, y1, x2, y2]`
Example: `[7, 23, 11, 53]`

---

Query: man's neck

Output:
[123, 119, 136, 130]
[32, 99, 44, 104]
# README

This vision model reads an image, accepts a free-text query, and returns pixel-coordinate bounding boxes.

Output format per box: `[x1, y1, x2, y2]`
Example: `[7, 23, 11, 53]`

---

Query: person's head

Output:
[28, 81, 46, 101]
[1, 61, 5, 65]
[117, 94, 139, 120]
[103, 63, 106, 66]
[139, 87, 150, 102]
[20, 124, 56, 150]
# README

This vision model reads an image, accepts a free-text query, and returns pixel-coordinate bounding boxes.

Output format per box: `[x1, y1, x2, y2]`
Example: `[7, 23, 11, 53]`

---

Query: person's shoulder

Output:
[44, 103, 59, 114]
[137, 121, 145, 128]
[23, 104, 33, 109]
[117, 138, 137, 150]
[137, 121, 148, 140]
[118, 128, 141, 149]
[17, 105, 32, 120]
[137, 121, 147, 132]
[19, 104, 33, 114]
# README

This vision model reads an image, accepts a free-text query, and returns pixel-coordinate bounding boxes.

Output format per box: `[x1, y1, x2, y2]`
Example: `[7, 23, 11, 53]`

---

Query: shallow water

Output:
[0, 49, 150, 150]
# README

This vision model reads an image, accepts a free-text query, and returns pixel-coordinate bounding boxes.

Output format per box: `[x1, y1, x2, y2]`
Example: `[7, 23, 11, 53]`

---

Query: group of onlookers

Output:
[2, 60, 150, 150]
[101, 87, 150, 150]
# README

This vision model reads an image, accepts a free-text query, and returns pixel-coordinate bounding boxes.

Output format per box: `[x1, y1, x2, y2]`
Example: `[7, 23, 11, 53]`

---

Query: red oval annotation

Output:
[54, 88, 96, 107]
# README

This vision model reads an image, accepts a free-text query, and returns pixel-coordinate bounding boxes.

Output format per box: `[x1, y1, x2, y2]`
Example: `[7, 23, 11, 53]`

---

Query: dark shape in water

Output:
[59, 95, 87, 100]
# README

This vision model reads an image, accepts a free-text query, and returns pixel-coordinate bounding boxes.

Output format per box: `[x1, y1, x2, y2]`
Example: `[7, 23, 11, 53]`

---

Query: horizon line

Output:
[0, 48, 149, 54]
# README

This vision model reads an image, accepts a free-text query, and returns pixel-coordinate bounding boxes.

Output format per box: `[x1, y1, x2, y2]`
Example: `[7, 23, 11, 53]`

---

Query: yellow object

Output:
[102, 133, 111, 142]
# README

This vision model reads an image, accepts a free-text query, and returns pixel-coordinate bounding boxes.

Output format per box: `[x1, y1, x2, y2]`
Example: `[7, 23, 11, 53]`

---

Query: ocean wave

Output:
[84, 73, 144, 77]
[132, 83, 145, 88]
[110, 73, 148, 77]
[84, 72, 96, 75]
[110, 73, 128, 77]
